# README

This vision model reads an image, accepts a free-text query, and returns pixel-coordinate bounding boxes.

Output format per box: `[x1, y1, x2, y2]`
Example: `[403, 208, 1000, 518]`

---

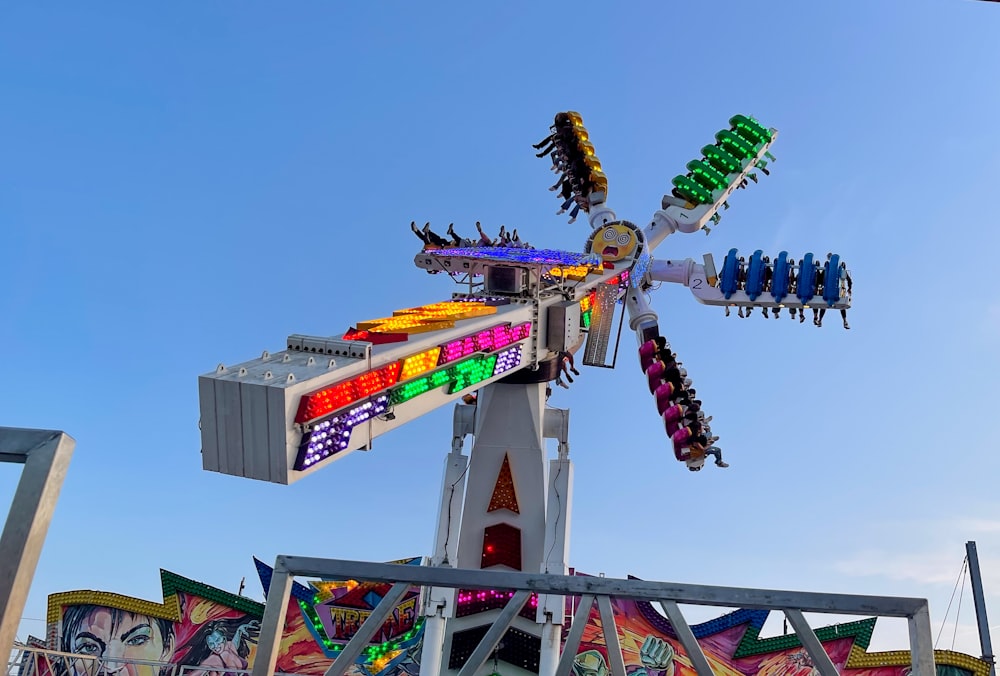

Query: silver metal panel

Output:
[545, 301, 582, 353]
[241, 381, 271, 483]
[198, 376, 220, 473]
[267, 385, 289, 485]
[215, 379, 243, 477]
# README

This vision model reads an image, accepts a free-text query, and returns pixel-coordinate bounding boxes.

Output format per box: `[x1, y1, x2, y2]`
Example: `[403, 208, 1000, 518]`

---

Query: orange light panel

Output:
[400, 347, 442, 380]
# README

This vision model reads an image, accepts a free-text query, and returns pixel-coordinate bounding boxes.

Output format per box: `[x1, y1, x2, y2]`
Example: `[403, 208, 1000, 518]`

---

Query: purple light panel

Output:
[294, 395, 389, 470]
[492, 345, 522, 376]
[428, 247, 596, 267]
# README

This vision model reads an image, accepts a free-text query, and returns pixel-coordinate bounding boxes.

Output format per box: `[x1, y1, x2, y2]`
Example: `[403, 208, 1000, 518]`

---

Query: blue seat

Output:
[822, 254, 842, 306]
[771, 251, 790, 302]
[796, 253, 816, 304]
[745, 249, 765, 300]
[720, 248, 740, 299]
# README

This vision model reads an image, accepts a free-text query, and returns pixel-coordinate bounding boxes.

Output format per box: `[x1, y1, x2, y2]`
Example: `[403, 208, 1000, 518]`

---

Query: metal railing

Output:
[252, 555, 937, 676]
[7, 646, 300, 676]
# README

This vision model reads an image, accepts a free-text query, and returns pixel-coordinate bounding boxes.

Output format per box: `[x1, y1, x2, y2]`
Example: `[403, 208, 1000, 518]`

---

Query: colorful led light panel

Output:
[427, 247, 596, 267]
[437, 320, 531, 366]
[492, 345, 523, 376]
[390, 367, 453, 405]
[356, 315, 455, 334]
[294, 395, 389, 470]
[631, 253, 651, 289]
[393, 302, 496, 321]
[455, 589, 539, 618]
[295, 362, 401, 423]
[548, 264, 597, 281]
[449, 354, 498, 393]
[513, 322, 531, 340]
[400, 347, 441, 380]
[440, 335, 479, 364]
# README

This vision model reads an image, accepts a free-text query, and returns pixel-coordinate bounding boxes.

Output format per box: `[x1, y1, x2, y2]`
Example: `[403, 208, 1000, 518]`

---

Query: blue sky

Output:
[3, 0, 1000, 657]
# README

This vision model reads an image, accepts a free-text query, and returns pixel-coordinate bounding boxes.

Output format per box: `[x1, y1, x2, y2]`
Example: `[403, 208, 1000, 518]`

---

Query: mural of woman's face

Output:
[206, 631, 226, 655]
[70, 608, 170, 676]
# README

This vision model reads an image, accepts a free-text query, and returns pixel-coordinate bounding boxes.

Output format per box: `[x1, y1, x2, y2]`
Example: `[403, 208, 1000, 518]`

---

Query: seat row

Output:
[639, 338, 728, 472]
[719, 249, 850, 306]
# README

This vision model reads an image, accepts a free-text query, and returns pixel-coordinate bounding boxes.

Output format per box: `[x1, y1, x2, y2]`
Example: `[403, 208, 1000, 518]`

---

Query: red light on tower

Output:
[481, 522, 522, 570]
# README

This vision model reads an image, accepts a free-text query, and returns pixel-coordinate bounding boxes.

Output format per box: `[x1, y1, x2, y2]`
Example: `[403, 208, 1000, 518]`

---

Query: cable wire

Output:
[936, 555, 969, 648]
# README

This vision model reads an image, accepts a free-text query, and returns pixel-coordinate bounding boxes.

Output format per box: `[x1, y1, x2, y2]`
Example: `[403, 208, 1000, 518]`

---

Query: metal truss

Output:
[252, 556, 936, 676]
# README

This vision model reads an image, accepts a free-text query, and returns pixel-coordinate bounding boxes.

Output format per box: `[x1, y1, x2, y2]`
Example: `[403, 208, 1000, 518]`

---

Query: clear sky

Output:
[3, 0, 1000, 658]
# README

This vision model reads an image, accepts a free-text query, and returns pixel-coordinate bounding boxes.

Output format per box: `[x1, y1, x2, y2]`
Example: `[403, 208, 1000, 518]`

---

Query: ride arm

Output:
[648, 257, 852, 311]
[642, 127, 779, 254]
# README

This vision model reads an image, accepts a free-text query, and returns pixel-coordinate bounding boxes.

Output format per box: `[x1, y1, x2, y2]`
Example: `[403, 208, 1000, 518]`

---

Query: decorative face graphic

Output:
[206, 631, 226, 654]
[64, 607, 173, 676]
[589, 222, 638, 262]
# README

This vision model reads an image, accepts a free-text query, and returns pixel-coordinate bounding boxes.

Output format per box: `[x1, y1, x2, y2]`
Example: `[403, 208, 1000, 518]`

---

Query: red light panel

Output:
[481, 522, 522, 570]
[295, 361, 402, 423]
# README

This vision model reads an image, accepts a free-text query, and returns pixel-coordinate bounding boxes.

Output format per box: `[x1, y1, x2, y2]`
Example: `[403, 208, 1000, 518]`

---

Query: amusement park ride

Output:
[197, 112, 854, 675]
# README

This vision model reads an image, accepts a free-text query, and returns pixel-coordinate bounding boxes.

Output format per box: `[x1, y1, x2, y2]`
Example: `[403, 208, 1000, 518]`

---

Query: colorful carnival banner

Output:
[37, 559, 989, 676]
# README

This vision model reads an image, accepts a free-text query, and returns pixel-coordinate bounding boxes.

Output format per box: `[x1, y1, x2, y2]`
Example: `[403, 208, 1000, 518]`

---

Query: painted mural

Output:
[38, 558, 989, 676]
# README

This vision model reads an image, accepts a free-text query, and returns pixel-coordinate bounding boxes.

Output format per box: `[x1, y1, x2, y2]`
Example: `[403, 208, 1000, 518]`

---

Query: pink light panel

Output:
[439, 321, 532, 366]
[456, 589, 539, 608]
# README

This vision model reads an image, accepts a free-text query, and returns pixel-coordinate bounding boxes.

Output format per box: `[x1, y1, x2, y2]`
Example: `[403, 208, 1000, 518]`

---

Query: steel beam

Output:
[325, 582, 409, 676]
[252, 565, 293, 676]
[555, 595, 596, 676]
[597, 594, 627, 676]
[967, 541, 996, 676]
[658, 600, 715, 676]
[783, 609, 838, 676]
[908, 602, 936, 676]
[274, 556, 928, 617]
[0, 427, 75, 655]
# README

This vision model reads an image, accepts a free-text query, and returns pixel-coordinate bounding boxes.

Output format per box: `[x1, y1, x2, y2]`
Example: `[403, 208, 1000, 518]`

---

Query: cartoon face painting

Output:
[589, 222, 638, 262]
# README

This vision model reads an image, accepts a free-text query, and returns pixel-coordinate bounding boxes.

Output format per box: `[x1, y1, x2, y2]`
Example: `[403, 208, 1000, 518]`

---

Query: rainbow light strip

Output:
[294, 347, 525, 470]
[296, 321, 532, 424]
[428, 246, 597, 266]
